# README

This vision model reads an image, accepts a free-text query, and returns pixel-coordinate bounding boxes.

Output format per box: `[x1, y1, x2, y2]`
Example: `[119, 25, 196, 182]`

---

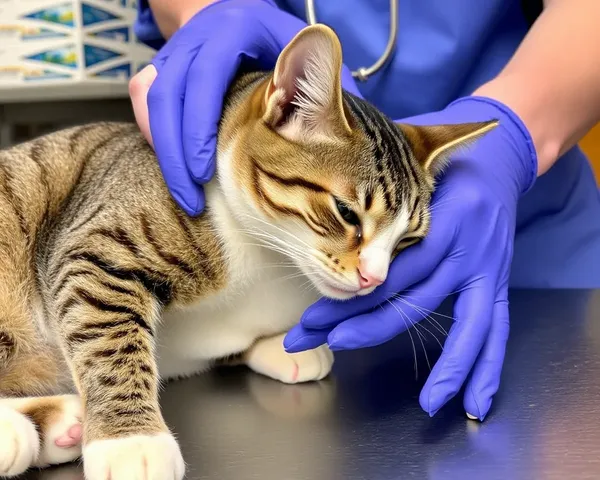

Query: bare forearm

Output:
[474, 0, 600, 175]
[148, 0, 217, 39]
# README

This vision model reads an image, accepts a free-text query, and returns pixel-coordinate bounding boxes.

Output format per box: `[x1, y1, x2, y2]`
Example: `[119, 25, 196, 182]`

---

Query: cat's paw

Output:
[0, 405, 40, 477]
[36, 395, 83, 468]
[83, 433, 185, 480]
[245, 334, 334, 384]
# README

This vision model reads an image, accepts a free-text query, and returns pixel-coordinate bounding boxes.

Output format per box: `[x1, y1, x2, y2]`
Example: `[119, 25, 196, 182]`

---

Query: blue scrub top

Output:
[135, 0, 600, 288]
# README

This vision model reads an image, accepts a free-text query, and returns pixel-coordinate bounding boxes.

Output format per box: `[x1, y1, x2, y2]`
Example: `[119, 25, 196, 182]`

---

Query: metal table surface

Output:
[26, 289, 600, 480]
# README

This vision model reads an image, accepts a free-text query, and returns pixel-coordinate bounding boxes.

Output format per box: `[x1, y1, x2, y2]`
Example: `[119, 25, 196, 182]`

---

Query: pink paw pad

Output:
[54, 423, 82, 448]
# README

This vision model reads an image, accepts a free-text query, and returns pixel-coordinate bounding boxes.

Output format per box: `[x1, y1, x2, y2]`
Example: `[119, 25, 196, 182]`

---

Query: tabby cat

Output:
[0, 25, 496, 479]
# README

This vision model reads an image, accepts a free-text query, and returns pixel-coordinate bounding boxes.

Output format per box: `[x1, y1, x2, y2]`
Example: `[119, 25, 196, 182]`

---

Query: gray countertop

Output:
[28, 289, 600, 480]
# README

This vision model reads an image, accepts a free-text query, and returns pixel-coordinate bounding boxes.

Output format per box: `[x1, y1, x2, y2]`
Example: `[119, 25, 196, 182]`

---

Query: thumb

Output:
[129, 64, 158, 147]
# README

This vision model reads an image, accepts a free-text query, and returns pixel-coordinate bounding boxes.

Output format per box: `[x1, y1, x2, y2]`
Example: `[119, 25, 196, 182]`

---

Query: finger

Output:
[129, 65, 157, 147]
[326, 259, 459, 350]
[301, 228, 450, 329]
[463, 287, 509, 421]
[283, 324, 331, 353]
[419, 279, 495, 417]
[148, 47, 205, 216]
[182, 42, 243, 183]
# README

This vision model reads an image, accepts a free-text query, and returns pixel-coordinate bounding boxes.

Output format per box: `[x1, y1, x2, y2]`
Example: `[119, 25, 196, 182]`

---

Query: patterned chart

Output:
[0, 0, 154, 86]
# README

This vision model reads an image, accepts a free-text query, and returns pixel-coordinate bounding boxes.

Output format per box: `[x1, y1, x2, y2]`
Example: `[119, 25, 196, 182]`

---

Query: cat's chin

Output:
[321, 288, 358, 301]
[302, 271, 377, 300]
[315, 281, 379, 301]
[311, 279, 360, 301]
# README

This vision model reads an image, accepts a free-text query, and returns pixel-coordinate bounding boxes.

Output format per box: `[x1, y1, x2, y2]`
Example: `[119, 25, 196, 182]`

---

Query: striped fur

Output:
[0, 25, 496, 479]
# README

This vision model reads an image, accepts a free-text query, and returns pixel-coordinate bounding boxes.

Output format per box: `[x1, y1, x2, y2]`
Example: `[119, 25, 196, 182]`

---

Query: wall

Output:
[581, 124, 600, 183]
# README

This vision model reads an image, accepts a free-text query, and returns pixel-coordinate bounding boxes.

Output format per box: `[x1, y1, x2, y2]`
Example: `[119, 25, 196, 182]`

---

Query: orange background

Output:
[581, 124, 600, 183]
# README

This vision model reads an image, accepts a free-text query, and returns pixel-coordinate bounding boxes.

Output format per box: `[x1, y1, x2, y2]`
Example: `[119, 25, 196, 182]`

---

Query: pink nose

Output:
[358, 268, 384, 289]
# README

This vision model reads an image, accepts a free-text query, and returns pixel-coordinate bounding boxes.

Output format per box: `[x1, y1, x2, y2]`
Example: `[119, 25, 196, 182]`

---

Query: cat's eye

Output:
[334, 199, 360, 226]
[394, 235, 422, 252]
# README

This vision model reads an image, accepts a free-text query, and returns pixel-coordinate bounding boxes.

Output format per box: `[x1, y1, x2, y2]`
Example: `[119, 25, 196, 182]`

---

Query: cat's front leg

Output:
[54, 274, 184, 480]
[244, 333, 334, 384]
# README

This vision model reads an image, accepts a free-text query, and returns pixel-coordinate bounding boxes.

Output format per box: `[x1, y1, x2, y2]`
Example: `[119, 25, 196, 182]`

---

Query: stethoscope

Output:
[304, 0, 398, 82]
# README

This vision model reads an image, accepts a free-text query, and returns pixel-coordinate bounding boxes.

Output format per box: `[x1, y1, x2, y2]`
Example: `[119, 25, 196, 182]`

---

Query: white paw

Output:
[36, 395, 83, 468]
[246, 334, 334, 384]
[83, 432, 185, 480]
[0, 405, 40, 477]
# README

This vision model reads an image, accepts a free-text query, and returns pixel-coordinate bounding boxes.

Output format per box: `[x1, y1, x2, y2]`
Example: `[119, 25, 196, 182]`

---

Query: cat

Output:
[0, 24, 496, 479]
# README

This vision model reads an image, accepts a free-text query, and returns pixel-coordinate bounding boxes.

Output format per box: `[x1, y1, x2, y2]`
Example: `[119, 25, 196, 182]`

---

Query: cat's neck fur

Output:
[201, 71, 285, 291]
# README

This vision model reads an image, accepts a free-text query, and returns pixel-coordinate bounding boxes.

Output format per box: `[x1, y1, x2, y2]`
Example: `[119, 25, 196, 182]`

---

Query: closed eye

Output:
[393, 233, 424, 253]
[333, 197, 363, 242]
[334, 198, 360, 226]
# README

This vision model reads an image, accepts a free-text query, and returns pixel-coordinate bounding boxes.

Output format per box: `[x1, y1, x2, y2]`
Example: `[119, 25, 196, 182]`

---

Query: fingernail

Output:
[327, 332, 341, 351]
[328, 338, 350, 352]
[283, 334, 313, 353]
[466, 412, 482, 421]
[283, 341, 302, 353]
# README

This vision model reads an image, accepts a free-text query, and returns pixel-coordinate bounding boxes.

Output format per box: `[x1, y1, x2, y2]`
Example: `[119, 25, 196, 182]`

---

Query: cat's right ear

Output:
[397, 121, 499, 176]
[262, 24, 352, 142]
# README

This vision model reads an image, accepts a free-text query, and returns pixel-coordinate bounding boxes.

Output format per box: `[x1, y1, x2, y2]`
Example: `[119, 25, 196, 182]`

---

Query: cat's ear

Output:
[397, 121, 499, 175]
[263, 24, 352, 141]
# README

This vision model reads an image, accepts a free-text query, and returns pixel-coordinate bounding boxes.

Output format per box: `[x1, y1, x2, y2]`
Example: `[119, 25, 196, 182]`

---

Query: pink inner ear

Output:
[274, 41, 313, 103]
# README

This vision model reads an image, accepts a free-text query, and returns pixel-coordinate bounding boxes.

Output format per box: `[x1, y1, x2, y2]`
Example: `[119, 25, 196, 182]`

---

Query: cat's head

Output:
[222, 24, 497, 300]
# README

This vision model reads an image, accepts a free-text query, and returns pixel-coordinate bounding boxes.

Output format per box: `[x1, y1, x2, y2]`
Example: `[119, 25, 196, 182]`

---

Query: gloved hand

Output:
[284, 96, 538, 421]
[130, 0, 360, 215]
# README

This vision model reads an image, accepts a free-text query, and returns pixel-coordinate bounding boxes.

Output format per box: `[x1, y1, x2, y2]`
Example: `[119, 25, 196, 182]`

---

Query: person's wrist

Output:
[473, 77, 559, 177]
[445, 95, 538, 195]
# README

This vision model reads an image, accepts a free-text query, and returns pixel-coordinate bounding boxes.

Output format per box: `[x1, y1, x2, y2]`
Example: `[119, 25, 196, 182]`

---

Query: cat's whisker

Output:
[238, 241, 308, 262]
[400, 305, 448, 337]
[428, 196, 460, 212]
[394, 288, 462, 298]
[239, 216, 332, 265]
[412, 322, 432, 373]
[394, 297, 449, 338]
[412, 320, 445, 351]
[276, 269, 323, 282]
[385, 299, 419, 380]
[392, 294, 455, 323]
[238, 213, 315, 252]
[239, 239, 312, 265]
[240, 230, 317, 263]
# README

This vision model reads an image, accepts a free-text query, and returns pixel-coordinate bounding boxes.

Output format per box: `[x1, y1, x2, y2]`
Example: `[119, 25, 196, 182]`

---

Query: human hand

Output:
[129, 0, 360, 215]
[284, 96, 537, 420]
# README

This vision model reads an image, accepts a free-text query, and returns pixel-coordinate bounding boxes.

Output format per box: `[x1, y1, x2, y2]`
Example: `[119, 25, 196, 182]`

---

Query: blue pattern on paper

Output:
[23, 4, 74, 27]
[81, 3, 121, 26]
[26, 46, 78, 68]
[84, 44, 123, 67]
[89, 27, 130, 42]
[93, 63, 132, 79]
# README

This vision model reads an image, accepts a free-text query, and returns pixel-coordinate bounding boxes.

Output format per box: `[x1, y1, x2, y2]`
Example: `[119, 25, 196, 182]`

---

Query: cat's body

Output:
[0, 25, 495, 479]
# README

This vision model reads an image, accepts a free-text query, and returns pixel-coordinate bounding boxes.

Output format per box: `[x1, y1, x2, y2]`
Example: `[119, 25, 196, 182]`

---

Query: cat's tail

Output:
[0, 395, 82, 477]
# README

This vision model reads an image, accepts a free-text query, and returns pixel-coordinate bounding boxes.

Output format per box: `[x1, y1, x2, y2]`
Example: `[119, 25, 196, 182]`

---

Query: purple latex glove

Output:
[145, 0, 360, 215]
[284, 96, 537, 420]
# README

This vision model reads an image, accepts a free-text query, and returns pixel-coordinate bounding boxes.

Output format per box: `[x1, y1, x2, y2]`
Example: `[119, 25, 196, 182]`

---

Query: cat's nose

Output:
[357, 266, 385, 289]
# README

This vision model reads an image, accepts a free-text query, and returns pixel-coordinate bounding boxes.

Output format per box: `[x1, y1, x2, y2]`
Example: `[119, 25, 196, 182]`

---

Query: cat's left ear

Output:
[397, 121, 499, 175]
[263, 24, 352, 141]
